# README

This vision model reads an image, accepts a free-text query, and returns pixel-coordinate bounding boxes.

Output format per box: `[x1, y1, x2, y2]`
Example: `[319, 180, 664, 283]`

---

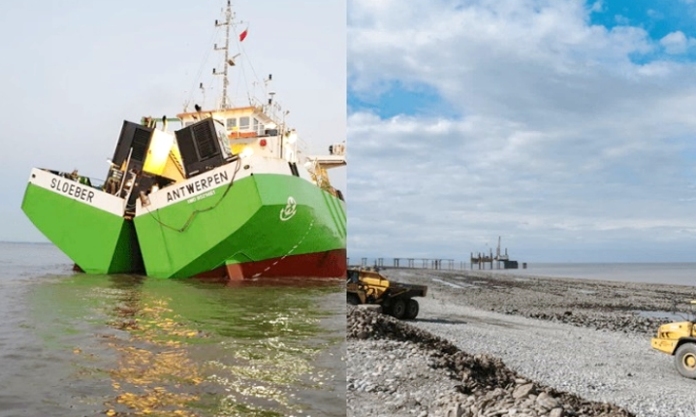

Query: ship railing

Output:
[248, 96, 284, 126]
[141, 116, 183, 131]
[87, 177, 106, 190]
[44, 168, 106, 190]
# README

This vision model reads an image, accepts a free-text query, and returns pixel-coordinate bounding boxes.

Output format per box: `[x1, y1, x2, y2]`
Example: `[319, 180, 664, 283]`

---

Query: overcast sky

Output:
[0, 0, 345, 243]
[347, 0, 696, 263]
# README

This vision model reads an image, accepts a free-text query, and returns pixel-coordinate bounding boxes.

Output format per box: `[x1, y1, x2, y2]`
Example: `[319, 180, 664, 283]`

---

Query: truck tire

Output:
[390, 299, 407, 319]
[347, 294, 360, 305]
[405, 299, 419, 320]
[675, 343, 696, 379]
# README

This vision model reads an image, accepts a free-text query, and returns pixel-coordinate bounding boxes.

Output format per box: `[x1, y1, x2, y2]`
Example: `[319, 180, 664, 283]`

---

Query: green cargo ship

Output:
[21, 2, 346, 279]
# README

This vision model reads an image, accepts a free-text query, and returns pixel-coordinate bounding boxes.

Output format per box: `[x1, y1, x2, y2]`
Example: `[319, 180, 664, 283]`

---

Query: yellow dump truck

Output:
[346, 268, 428, 320]
[651, 301, 696, 379]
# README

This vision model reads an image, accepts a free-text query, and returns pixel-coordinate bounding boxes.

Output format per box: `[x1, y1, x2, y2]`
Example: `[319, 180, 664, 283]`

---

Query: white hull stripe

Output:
[27, 168, 125, 217]
[135, 155, 311, 215]
[136, 163, 243, 215]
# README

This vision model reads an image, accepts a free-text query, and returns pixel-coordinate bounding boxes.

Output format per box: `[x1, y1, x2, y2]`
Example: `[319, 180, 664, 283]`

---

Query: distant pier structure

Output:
[348, 257, 456, 270]
[470, 236, 521, 270]
[347, 237, 525, 271]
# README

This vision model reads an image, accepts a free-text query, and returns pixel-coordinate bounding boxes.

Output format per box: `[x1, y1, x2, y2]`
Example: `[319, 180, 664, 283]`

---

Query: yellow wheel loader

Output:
[346, 268, 428, 320]
[651, 301, 696, 379]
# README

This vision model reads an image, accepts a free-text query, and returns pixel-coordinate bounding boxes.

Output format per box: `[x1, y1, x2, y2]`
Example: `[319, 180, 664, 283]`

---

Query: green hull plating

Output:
[134, 173, 346, 278]
[21, 178, 143, 274]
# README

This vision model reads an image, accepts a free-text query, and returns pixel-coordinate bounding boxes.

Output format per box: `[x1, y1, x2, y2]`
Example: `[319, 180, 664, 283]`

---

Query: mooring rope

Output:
[145, 157, 242, 233]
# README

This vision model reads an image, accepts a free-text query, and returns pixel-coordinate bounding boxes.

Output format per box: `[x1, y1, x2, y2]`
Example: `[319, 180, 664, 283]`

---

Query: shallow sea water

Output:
[0, 242, 345, 417]
[484, 262, 696, 286]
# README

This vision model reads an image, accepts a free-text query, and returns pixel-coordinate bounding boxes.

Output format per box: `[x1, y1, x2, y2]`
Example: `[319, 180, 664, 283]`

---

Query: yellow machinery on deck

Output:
[346, 268, 427, 320]
[651, 301, 696, 379]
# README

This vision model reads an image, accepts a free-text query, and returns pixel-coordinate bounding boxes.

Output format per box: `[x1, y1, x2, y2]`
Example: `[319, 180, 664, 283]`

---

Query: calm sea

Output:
[474, 262, 696, 286]
[0, 242, 345, 417]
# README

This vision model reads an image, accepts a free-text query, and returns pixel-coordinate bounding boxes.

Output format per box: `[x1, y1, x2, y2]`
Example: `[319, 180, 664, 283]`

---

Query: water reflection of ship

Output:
[108, 275, 142, 331]
[102, 276, 205, 417]
[95, 276, 340, 416]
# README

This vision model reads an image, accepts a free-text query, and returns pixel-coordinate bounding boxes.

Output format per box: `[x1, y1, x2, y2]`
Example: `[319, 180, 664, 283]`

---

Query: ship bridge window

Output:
[239, 116, 250, 131]
[226, 118, 237, 130]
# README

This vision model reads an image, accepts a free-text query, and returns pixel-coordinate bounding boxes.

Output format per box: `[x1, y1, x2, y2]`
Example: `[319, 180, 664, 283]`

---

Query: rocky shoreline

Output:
[347, 268, 696, 417]
[348, 306, 634, 417]
[395, 268, 696, 335]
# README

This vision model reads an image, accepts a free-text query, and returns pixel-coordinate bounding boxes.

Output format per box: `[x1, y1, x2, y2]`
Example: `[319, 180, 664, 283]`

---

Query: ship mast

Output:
[214, 0, 234, 110]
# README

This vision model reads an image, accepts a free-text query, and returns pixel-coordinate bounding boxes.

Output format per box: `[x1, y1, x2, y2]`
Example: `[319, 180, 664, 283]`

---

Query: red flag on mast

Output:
[239, 27, 248, 42]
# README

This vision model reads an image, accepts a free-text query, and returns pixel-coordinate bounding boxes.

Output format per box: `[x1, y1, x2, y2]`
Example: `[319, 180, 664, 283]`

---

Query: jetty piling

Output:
[348, 257, 461, 271]
[348, 238, 524, 271]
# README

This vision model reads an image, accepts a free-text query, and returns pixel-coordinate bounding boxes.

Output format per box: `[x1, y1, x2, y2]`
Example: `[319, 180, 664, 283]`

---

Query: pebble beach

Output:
[347, 268, 696, 417]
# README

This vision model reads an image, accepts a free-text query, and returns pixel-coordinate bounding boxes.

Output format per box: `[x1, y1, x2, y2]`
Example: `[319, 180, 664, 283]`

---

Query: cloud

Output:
[659, 30, 696, 55]
[660, 31, 688, 54]
[614, 14, 631, 25]
[348, 0, 696, 262]
[646, 9, 663, 20]
[590, 1, 603, 13]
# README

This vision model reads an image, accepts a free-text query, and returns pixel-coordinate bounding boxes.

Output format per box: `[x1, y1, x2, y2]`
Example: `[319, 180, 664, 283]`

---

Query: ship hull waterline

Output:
[194, 248, 347, 281]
